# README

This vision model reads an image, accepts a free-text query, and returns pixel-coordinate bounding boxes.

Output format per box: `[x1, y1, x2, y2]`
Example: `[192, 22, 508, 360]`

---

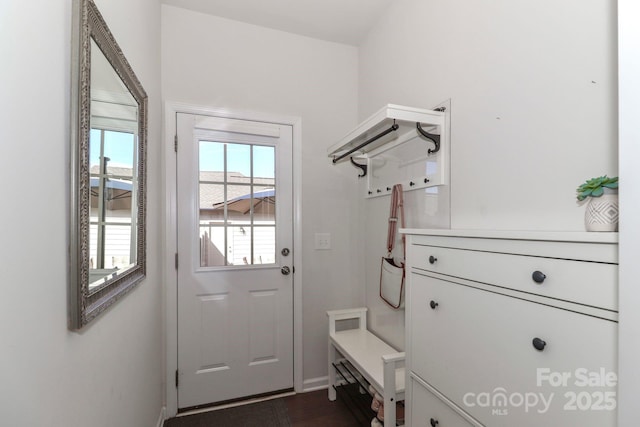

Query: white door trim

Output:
[163, 101, 303, 417]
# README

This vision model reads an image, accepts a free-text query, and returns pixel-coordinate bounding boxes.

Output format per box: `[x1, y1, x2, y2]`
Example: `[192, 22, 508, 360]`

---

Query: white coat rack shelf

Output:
[328, 103, 450, 198]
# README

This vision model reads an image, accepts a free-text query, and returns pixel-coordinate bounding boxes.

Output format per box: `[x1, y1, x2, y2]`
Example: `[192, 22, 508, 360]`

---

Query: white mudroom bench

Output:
[327, 307, 405, 427]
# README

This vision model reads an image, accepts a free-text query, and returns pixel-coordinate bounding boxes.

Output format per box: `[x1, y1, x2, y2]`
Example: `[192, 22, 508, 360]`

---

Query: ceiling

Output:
[161, 0, 397, 45]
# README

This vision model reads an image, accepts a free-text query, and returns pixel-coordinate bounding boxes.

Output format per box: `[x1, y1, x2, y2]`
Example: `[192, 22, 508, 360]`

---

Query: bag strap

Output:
[386, 184, 405, 258]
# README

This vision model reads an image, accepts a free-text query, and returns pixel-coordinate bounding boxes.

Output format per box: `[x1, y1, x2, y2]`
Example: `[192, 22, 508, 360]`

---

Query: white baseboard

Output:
[156, 406, 166, 427]
[303, 376, 328, 392]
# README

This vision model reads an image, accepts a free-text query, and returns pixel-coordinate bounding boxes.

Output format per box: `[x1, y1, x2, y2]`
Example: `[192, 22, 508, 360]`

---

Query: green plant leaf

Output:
[577, 175, 618, 200]
[577, 190, 591, 201]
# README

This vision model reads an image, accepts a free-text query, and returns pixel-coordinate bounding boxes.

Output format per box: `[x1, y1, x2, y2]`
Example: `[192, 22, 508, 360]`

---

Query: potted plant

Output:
[576, 175, 618, 231]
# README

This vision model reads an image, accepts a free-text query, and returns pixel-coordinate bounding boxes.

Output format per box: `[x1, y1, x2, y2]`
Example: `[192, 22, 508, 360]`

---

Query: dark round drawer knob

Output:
[532, 337, 547, 351]
[430, 418, 439, 427]
[429, 255, 437, 264]
[430, 300, 439, 310]
[532, 271, 546, 283]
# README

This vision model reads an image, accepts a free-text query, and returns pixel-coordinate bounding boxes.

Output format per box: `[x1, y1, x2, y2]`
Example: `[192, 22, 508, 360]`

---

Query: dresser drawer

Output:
[409, 244, 617, 311]
[410, 375, 478, 427]
[409, 273, 617, 427]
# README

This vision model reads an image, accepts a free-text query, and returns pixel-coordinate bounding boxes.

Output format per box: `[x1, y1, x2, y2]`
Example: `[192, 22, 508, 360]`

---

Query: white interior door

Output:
[176, 112, 294, 409]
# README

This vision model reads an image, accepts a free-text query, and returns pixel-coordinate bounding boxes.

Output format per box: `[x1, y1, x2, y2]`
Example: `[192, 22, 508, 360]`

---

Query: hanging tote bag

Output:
[379, 184, 406, 309]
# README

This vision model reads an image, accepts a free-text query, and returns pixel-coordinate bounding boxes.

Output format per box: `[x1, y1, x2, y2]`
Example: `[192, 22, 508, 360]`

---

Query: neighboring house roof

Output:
[199, 171, 275, 209]
[90, 164, 133, 178]
[90, 166, 274, 210]
[199, 171, 274, 186]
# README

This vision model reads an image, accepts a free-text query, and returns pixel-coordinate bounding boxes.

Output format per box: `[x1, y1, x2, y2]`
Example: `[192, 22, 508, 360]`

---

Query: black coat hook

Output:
[416, 123, 441, 154]
[350, 157, 367, 178]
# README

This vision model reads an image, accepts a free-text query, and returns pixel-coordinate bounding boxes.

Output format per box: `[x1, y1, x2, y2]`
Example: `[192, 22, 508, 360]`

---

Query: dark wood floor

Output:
[166, 389, 369, 427]
[284, 389, 364, 426]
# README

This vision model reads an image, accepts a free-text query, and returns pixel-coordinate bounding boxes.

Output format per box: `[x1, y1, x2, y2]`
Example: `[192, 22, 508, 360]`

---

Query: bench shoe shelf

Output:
[327, 307, 405, 427]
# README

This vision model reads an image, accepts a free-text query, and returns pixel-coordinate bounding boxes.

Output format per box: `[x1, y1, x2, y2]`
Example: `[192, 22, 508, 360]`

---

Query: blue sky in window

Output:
[90, 129, 135, 168]
[199, 141, 275, 179]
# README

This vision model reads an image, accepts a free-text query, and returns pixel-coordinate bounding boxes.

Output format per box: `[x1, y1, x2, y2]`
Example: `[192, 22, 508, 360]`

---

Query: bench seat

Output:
[327, 307, 405, 427]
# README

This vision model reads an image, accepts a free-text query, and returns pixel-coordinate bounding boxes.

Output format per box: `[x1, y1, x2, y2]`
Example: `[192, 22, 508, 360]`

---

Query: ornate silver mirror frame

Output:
[69, 0, 147, 329]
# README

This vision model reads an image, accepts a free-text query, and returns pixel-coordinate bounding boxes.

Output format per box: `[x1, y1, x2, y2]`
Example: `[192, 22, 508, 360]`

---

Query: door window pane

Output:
[198, 141, 276, 267]
[226, 184, 254, 218]
[252, 186, 275, 223]
[200, 183, 225, 217]
[253, 145, 275, 179]
[199, 141, 224, 174]
[226, 143, 251, 184]
[199, 225, 226, 267]
[254, 227, 275, 265]
[228, 226, 251, 266]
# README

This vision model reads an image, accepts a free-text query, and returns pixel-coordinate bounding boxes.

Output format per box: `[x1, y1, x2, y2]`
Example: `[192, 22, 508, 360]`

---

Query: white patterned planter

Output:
[585, 193, 619, 231]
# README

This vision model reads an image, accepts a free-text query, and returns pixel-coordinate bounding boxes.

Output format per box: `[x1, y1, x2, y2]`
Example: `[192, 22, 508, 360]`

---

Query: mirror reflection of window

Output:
[88, 38, 139, 288]
[89, 130, 136, 275]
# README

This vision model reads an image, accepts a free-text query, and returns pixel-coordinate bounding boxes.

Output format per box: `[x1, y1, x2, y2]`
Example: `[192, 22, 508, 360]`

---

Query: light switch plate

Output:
[315, 233, 331, 250]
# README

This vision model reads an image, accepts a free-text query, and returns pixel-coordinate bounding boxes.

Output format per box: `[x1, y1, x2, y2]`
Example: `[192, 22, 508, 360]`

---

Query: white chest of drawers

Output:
[403, 230, 618, 427]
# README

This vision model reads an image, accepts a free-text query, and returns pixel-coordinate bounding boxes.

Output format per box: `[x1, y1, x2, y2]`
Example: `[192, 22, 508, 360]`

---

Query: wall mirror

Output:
[69, 0, 147, 329]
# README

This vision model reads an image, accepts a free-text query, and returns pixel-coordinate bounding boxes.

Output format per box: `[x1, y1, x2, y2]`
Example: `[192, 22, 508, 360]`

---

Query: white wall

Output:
[161, 5, 362, 387]
[617, 0, 640, 424]
[358, 0, 618, 348]
[0, 1, 164, 426]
